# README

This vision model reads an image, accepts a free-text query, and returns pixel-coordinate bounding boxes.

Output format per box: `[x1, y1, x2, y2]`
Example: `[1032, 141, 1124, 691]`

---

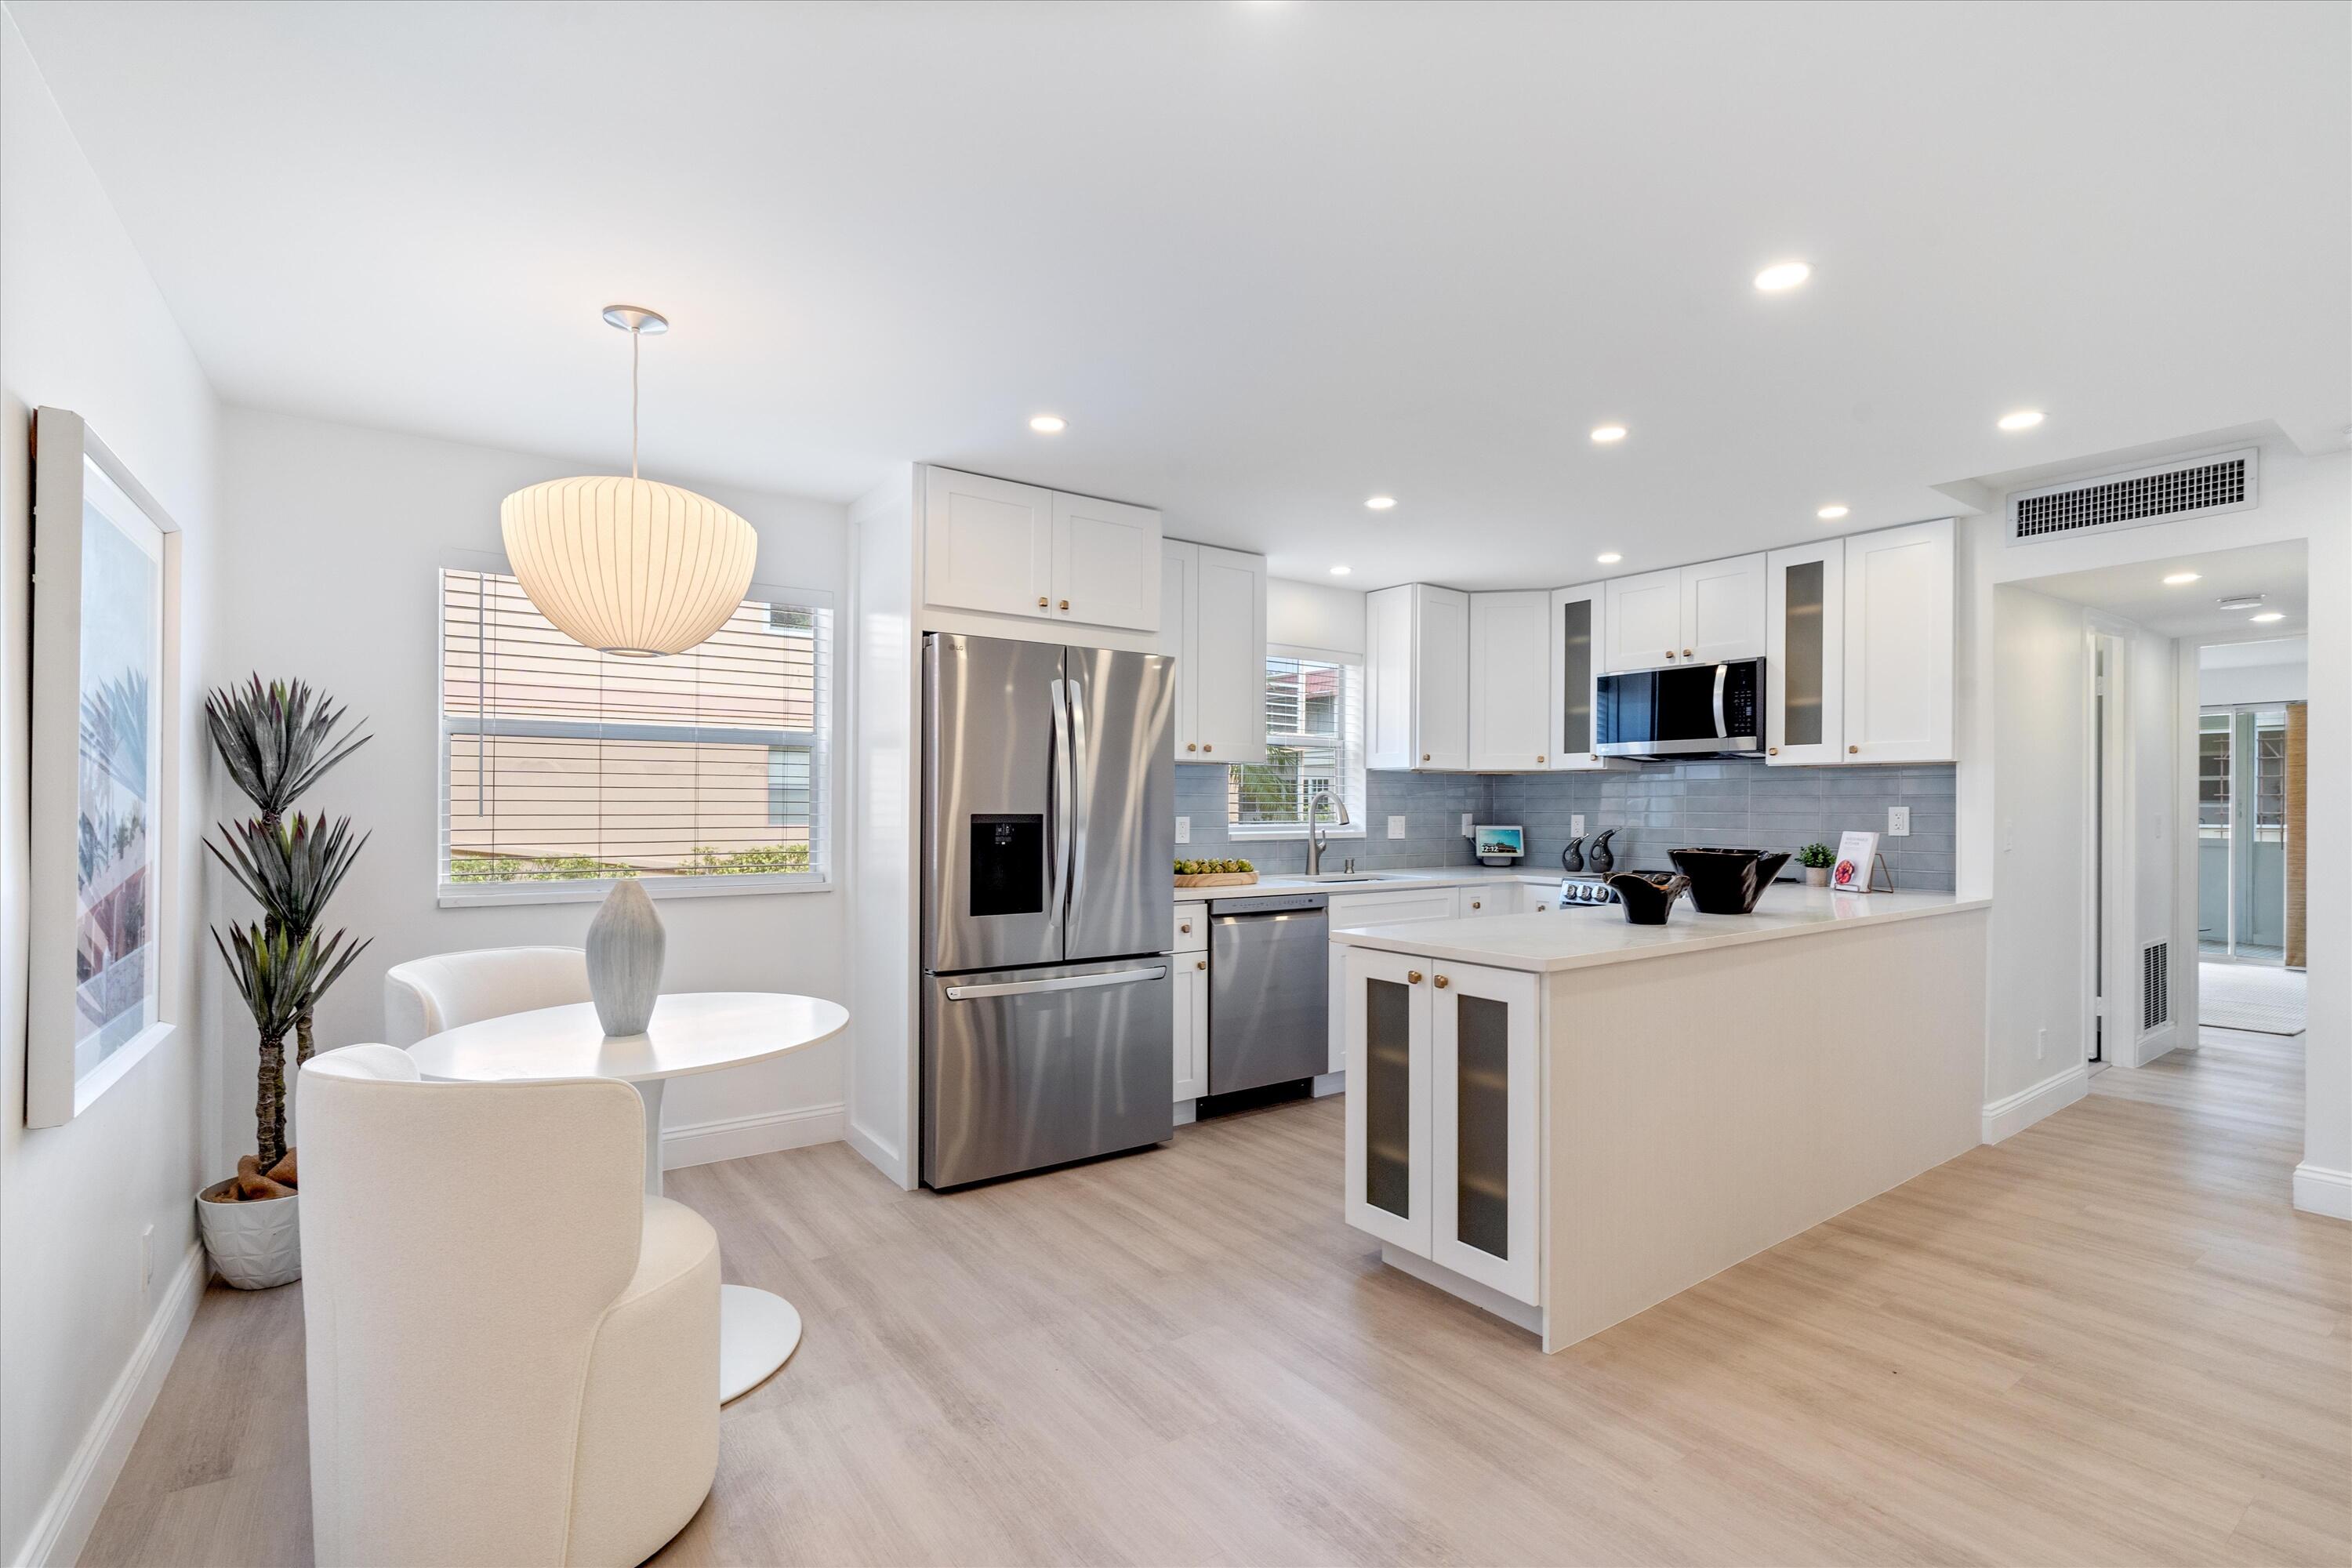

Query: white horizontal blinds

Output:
[1229, 655, 1361, 827]
[441, 570, 829, 884]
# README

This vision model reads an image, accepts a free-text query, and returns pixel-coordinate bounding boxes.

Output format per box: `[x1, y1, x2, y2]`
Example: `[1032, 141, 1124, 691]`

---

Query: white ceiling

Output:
[2023, 539, 2308, 639]
[15, 2, 2350, 589]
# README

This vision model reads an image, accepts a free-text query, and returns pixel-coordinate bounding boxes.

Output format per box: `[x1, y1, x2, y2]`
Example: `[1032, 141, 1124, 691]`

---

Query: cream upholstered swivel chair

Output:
[297, 1044, 718, 1568]
[382, 945, 590, 1047]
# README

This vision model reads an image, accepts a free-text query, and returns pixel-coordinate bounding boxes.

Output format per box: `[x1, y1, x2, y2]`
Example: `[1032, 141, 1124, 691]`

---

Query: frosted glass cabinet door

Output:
[1548, 584, 1625, 771]
[1765, 541, 1844, 767]
[1343, 948, 1431, 1253]
[1428, 961, 1541, 1305]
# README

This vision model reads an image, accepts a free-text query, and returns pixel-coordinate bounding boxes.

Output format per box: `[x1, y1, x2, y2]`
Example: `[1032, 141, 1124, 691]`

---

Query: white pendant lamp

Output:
[499, 306, 757, 658]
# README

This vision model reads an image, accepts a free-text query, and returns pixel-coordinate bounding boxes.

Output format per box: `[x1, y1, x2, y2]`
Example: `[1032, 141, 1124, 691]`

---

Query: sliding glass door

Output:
[2198, 705, 2289, 960]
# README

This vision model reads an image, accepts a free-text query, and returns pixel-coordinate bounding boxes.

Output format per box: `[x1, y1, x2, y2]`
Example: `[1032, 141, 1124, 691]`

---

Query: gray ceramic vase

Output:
[586, 879, 666, 1036]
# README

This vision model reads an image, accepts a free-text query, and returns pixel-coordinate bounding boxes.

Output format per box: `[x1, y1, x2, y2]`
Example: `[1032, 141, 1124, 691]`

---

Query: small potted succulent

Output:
[1797, 842, 1835, 887]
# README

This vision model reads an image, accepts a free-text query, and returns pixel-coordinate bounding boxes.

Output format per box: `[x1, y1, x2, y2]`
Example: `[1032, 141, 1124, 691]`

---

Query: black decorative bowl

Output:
[1668, 848, 1793, 915]
[1606, 872, 1690, 925]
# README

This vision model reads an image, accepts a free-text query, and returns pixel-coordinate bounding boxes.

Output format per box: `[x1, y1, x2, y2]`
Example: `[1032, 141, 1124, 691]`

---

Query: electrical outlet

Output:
[1887, 806, 1910, 837]
[140, 1223, 154, 1298]
[1461, 813, 1474, 837]
[1387, 815, 1406, 840]
[1174, 815, 1190, 845]
[1570, 814, 1586, 838]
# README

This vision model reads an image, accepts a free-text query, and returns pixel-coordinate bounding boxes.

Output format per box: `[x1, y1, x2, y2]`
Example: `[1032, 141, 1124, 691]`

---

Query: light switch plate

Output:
[1388, 815, 1407, 840]
[1175, 815, 1190, 844]
[1887, 806, 1911, 837]
[1461, 813, 1474, 837]
[1570, 813, 1586, 837]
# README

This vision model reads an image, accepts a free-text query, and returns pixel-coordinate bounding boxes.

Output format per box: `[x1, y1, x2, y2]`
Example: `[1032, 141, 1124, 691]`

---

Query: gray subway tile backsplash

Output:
[1175, 759, 1958, 891]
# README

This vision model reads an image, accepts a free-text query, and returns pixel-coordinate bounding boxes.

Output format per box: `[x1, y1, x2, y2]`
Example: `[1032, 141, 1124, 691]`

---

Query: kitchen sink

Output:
[1306, 873, 1400, 883]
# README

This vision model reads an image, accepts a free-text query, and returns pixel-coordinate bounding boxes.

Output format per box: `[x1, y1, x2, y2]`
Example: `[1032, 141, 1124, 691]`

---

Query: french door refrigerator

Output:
[921, 633, 1175, 1188]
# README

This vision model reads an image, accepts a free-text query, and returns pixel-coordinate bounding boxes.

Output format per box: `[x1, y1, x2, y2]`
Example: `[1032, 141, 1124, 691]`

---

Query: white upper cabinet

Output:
[1547, 583, 1629, 772]
[1467, 591, 1552, 771]
[1765, 541, 1846, 767]
[1366, 583, 1469, 771]
[922, 467, 1160, 632]
[1681, 554, 1768, 664]
[1602, 568, 1683, 673]
[922, 467, 1053, 619]
[1050, 492, 1159, 630]
[1602, 555, 1766, 672]
[1842, 518, 1955, 763]
[1161, 539, 1266, 764]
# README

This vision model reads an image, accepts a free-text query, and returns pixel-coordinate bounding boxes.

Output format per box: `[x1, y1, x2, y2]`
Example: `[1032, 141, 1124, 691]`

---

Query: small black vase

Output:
[1560, 836, 1585, 873]
[1588, 828, 1618, 874]
[1608, 872, 1689, 925]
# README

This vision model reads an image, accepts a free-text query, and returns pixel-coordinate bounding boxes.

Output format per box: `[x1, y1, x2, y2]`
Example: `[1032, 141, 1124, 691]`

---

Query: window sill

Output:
[437, 874, 834, 909]
[1223, 825, 1369, 842]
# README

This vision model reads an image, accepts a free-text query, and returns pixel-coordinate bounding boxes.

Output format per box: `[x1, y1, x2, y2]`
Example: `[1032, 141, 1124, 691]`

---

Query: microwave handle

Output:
[1712, 662, 1729, 739]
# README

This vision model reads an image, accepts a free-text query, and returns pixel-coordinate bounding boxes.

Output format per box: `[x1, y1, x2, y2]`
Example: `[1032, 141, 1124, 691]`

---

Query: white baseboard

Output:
[1172, 1099, 1197, 1126]
[14, 1243, 205, 1568]
[1377, 1242, 1543, 1337]
[661, 1101, 844, 1171]
[2292, 1163, 2352, 1221]
[1312, 1070, 1346, 1098]
[843, 1115, 915, 1190]
[1981, 1063, 2090, 1144]
[2129, 1022, 2182, 1068]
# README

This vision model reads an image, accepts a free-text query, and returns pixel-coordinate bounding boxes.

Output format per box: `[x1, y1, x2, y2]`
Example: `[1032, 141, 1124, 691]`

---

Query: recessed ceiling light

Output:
[2250, 612, 2286, 623]
[1596, 552, 1623, 564]
[1817, 505, 1849, 521]
[1328, 564, 1352, 576]
[2162, 572, 2201, 586]
[1364, 495, 1396, 511]
[1997, 409, 2044, 431]
[1754, 261, 1811, 292]
[1028, 414, 1066, 434]
[1590, 425, 1627, 444]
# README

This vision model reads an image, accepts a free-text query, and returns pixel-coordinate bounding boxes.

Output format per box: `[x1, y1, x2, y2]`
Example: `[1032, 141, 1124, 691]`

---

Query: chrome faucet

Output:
[1305, 789, 1350, 876]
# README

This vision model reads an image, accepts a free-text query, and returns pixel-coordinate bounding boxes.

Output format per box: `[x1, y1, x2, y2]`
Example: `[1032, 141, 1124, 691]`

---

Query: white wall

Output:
[209, 407, 852, 1171]
[1986, 586, 2089, 1106]
[2127, 626, 2178, 1061]
[2198, 660, 2307, 707]
[0, 13, 219, 1561]
[2300, 510, 2350, 1213]
[1269, 576, 1367, 655]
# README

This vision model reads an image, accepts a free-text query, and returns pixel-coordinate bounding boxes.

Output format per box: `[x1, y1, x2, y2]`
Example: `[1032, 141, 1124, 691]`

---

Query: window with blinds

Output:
[439, 568, 830, 895]
[1227, 655, 1365, 833]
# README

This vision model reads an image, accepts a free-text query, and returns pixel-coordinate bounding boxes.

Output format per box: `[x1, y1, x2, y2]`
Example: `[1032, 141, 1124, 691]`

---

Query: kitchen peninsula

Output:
[1331, 887, 1991, 1352]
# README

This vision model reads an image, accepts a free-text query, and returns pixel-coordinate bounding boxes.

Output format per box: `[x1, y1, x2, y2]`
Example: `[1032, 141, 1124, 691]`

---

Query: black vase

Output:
[1560, 836, 1585, 873]
[1588, 828, 1618, 874]
[1607, 871, 1689, 925]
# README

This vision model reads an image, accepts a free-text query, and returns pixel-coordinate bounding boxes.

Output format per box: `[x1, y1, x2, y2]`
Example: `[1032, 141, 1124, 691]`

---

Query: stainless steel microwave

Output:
[1595, 658, 1764, 758]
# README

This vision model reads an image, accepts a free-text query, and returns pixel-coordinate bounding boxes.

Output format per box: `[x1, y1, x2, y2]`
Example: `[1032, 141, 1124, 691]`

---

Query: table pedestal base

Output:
[720, 1284, 801, 1403]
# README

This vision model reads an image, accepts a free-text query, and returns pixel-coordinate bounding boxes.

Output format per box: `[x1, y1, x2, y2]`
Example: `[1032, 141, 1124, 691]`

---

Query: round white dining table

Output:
[408, 990, 850, 1403]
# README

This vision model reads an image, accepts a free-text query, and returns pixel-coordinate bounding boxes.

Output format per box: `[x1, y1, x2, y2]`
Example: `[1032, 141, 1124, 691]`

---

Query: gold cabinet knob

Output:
[1665, 650, 1676, 660]
[1471, 900, 1482, 909]
[1195, 959, 1206, 970]
[1588, 753, 1599, 762]
[1434, 975, 1450, 989]
[1421, 753, 1431, 762]
[1060, 599, 1070, 612]
[1537, 754, 1546, 763]
[1768, 746, 1779, 757]
[1180, 922, 1192, 934]
[1849, 744, 1860, 754]
[1203, 744, 1213, 753]
[1683, 648, 1693, 657]
[1038, 596, 1049, 608]
[1186, 742, 1198, 752]
[1406, 970, 1423, 985]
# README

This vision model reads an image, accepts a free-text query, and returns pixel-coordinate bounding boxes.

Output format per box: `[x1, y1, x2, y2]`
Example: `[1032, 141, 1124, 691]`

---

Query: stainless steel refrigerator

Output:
[921, 633, 1175, 1188]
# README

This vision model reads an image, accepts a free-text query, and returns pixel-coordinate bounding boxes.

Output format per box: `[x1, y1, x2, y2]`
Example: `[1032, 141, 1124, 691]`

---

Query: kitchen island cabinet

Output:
[1334, 887, 1990, 1349]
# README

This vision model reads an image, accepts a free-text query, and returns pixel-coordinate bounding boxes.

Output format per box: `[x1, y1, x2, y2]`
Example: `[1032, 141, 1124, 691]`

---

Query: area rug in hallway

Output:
[2200, 962, 2307, 1036]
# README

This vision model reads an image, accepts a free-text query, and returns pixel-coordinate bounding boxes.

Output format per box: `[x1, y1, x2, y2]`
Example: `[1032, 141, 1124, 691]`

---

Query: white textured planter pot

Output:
[197, 1181, 302, 1289]
[1804, 866, 1831, 887]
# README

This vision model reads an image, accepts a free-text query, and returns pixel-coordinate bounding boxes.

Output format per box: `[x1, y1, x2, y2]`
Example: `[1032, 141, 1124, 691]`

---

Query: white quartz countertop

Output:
[1174, 866, 1555, 902]
[1328, 886, 1990, 974]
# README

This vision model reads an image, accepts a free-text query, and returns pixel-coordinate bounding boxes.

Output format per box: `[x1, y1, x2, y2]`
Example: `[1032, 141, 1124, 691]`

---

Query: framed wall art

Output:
[27, 407, 183, 1126]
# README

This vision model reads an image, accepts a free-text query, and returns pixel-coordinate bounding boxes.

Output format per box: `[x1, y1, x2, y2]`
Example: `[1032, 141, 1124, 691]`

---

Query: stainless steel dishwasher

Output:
[1207, 895, 1328, 1096]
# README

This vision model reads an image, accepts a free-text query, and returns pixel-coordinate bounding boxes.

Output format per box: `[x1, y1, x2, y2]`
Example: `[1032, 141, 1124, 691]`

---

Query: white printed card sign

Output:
[1832, 830, 1880, 892]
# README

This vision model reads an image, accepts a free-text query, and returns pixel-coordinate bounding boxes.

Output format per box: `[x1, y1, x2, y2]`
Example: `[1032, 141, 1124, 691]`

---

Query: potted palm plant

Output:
[1798, 842, 1835, 887]
[194, 677, 371, 1289]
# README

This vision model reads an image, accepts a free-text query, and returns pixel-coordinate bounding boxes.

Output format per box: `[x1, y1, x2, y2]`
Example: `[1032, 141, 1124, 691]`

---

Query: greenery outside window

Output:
[1227, 650, 1366, 839]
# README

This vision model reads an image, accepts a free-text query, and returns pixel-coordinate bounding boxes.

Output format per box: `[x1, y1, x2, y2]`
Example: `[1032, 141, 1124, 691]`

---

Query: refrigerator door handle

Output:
[1048, 676, 1074, 937]
[1065, 666, 1091, 935]
[943, 964, 1169, 1001]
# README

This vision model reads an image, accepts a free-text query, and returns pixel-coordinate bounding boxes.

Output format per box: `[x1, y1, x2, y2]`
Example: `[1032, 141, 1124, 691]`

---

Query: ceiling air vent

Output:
[2141, 942, 2169, 1032]
[2008, 448, 2256, 544]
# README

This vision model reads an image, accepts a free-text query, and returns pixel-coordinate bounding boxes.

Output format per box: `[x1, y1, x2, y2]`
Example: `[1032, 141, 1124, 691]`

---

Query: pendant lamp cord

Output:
[630, 325, 641, 481]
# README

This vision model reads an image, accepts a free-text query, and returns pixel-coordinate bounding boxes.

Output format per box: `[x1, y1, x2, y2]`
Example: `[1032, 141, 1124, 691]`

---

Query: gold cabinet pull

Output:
[1406, 970, 1423, 985]
[1470, 900, 1482, 910]
[1421, 753, 1431, 762]
[1683, 647, 1693, 657]
[1195, 959, 1206, 970]
[1588, 753, 1599, 762]
[1179, 921, 1192, 934]
[1186, 742, 1198, 752]
[1768, 746, 1780, 757]
[1537, 754, 1546, 763]
[1434, 975, 1450, 989]
[1203, 743, 1213, 753]
[1038, 596, 1049, 608]
[1849, 744, 1860, 754]
[1060, 599, 1070, 612]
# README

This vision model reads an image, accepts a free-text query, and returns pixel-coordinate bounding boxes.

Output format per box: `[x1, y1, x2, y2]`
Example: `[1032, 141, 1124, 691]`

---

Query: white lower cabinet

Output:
[1172, 952, 1209, 1103]
[1343, 946, 1542, 1306]
[1325, 886, 1461, 1075]
[1461, 881, 1521, 916]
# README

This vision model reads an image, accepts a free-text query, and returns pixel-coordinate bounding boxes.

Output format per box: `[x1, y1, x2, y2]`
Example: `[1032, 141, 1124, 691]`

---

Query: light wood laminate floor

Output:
[85, 1027, 2350, 1566]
